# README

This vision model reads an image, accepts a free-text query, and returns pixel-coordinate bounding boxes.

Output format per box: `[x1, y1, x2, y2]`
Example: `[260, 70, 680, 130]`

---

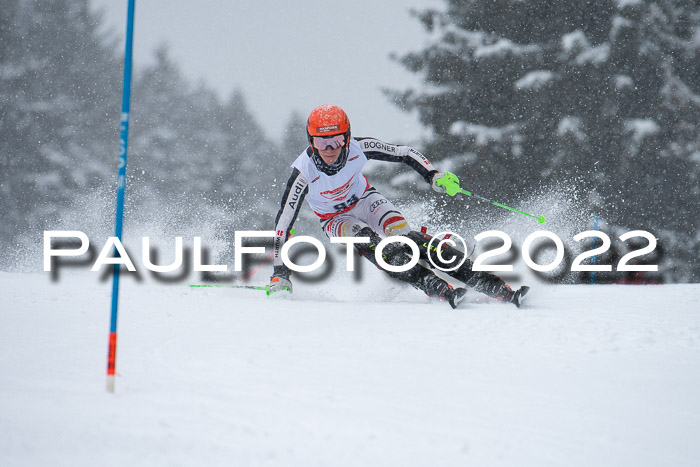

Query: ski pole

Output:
[456, 187, 546, 224]
[189, 284, 267, 292]
[436, 172, 546, 224]
[189, 283, 285, 296]
[190, 229, 297, 296]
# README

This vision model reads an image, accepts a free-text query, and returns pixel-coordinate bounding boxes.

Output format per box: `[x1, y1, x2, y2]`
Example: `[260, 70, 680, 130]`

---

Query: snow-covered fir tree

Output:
[0, 1, 279, 266]
[0, 0, 121, 252]
[389, 0, 699, 280]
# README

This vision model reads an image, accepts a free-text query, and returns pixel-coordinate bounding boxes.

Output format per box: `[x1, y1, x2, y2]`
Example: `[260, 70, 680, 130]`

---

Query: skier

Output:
[267, 104, 528, 308]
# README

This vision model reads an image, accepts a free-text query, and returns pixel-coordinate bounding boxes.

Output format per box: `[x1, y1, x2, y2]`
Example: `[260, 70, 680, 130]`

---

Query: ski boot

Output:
[266, 266, 293, 297]
[413, 268, 467, 309]
[472, 278, 529, 308]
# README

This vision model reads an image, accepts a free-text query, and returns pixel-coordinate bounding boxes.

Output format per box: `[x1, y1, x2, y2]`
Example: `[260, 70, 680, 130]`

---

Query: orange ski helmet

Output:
[306, 104, 352, 175]
[306, 104, 351, 140]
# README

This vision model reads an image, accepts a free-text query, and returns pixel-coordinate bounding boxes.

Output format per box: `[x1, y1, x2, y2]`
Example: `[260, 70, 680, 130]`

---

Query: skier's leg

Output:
[352, 226, 466, 308]
[320, 190, 466, 307]
[404, 230, 529, 307]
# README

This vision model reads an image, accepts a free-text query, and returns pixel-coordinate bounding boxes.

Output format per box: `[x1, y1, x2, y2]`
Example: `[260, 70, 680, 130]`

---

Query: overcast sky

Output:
[90, 0, 443, 144]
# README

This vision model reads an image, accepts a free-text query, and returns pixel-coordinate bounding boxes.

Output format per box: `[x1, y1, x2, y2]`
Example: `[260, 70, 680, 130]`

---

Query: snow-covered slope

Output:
[1, 271, 699, 467]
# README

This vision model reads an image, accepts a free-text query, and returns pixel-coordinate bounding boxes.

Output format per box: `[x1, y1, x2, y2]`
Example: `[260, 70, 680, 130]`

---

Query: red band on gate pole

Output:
[107, 332, 118, 376]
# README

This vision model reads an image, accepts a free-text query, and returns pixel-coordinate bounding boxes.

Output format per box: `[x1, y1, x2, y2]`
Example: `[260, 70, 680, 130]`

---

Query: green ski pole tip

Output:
[536, 216, 547, 224]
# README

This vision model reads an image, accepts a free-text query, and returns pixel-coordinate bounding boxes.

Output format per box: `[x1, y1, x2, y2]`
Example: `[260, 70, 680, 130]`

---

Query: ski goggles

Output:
[312, 134, 345, 150]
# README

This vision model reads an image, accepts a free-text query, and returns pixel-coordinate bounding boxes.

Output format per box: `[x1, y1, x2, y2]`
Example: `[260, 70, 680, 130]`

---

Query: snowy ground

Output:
[2, 270, 699, 467]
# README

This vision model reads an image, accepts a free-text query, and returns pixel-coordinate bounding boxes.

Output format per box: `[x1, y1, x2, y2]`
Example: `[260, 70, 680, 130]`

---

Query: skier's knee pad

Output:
[353, 227, 382, 258]
[404, 230, 468, 271]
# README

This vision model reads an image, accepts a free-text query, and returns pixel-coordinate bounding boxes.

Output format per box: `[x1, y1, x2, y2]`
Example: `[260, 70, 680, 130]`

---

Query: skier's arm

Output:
[271, 168, 308, 280]
[356, 137, 443, 188]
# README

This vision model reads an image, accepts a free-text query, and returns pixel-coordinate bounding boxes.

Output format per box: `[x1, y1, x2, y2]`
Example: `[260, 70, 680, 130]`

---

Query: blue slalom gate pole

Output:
[107, 0, 136, 393]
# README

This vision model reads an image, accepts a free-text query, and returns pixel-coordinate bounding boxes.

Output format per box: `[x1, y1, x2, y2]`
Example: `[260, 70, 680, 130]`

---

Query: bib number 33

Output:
[333, 194, 359, 212]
